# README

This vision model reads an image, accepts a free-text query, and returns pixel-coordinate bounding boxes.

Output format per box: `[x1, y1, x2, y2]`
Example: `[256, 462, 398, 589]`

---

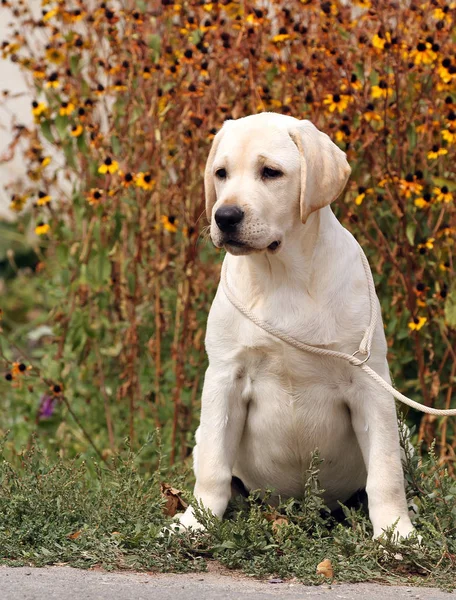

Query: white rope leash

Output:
[221, 245, 456, 417]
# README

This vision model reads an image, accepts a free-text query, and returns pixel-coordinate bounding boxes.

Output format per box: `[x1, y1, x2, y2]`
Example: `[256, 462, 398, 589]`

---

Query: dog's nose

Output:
[214, 205, 244, 232]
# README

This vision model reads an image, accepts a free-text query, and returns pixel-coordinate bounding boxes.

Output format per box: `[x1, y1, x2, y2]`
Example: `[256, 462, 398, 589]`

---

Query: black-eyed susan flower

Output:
[42, 8, 58, 21]
[9, 195, 27, 212]
[399, 174, 423, 198]
[45, 47, 64, 65]
[120, 172, 134, 187]
[427, 145, 448, 159]
[161, 215, 177, 233]
[412, 41, 438, 66]
[37, 191, 51, 206]
[112, 80, 127, 92]
[59, 101, 75, 116]
[323, 93, 351, 113]
[35, 222, 50, 236]
[135, 172, 155, 190]
[433, 185, 453, 203]
[414, 192, 431, 209]
[441, 128, 455, 143]
[408, 316, 427, 331]
[98, 157, 119, 174]
[433, 6, 452, 23]
[354, 186, 373, 206]
[417, 238, 435, 254]
[440, 261, 451, 272]
[271, 32, 291, 44]
[45, 71, 60, 88]
[350, 74, 362, 91]
[70, 124, 83, 137]
[142, 66, 152, 79]
[363, 103, 382, 122]
[87, 188, 103, 205]
[371, 80, 393, 99]
[372, 32, 391, 51]
[33, 68, 46, 80]
[94, 83, 105, 96]
[31, 101, 47, 118]
[438, 58, 456, 85]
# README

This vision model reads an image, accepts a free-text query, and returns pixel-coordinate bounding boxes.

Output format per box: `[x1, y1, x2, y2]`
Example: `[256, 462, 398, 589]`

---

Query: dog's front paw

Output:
[161, 506, 206, 536]
[373, 515, 421, 545]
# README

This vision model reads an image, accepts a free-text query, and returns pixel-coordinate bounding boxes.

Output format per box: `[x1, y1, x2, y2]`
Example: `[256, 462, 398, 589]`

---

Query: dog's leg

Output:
[176, 366, 247, 531]
[348, 371, 415, 540]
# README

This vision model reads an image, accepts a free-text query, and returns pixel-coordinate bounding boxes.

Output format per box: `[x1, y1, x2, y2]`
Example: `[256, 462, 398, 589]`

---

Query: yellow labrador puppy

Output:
[177, 112, 415, 539]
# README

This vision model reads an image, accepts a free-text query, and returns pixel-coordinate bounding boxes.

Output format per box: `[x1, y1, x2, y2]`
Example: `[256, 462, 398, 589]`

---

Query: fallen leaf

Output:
[161, 482, 188, 517]
[265, 511, 289, 532]
[67, 530, 82, 540]
[316, 558, 334, 578]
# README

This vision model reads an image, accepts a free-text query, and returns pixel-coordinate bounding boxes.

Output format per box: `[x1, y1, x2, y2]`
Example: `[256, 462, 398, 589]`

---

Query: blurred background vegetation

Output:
[0, 0, 455, 474]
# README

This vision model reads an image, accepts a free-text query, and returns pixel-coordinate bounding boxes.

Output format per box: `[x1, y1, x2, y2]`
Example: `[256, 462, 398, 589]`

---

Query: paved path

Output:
[0, 566, 453, 600]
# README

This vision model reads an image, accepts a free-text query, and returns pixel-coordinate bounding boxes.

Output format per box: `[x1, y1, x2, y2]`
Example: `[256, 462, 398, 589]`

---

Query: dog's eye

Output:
[262, 166, 283, 179]
[215, 168, 227, 179]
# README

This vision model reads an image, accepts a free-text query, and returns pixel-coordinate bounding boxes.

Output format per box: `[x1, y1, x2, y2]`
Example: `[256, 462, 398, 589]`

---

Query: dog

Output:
[176, 113, 415, 540]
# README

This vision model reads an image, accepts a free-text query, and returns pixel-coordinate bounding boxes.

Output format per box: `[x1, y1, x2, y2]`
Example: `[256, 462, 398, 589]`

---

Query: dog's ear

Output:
[289, 121, 351, 224]
[204, 127, 225, 222]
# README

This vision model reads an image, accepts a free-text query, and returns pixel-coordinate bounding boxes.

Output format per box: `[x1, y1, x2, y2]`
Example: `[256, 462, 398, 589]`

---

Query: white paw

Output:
[160, 506, 206, 536]
[374, 516, 421, 545]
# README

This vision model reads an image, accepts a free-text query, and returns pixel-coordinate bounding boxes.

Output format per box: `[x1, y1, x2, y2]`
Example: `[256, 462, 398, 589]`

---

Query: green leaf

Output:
[70, 54, 80, 75]
[55, 115, 68, 139]
[406, 222, 416, 246]
[40, 120, 54, 143]
[111, 135, 121, 156]
[76, 133, 88, 154]
[406, 123, 417, 151]
[444, 284, 456, 327]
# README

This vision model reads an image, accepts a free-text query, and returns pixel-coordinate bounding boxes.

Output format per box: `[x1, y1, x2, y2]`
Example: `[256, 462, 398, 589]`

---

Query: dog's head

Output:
[205, 113, 351, 256]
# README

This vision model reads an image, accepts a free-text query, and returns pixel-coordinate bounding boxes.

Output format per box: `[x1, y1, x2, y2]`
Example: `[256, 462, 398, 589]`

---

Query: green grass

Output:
[0, 431, 455, 590]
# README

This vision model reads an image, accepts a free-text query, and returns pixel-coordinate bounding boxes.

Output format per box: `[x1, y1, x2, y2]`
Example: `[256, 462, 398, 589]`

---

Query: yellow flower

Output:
[161, 215, 178, 233]
[135, 172, 155, 190]
[433, 186, 453, 203]
[441, 129, 455, 143]
[372, 32, 390, 51]
[112, 81, 127, 92]
[412, 42, 437, 66]
[120, 172, 135, 187]
[427, 145, 448, 160]
[33, 69, 46, 79]
[42, 8, 58, 21]
[35, 223, 50, 236]
[45, 73, 60, 88]
[408, 316, 427, 331]
[41, 156, 51, 167]
[98, 157, 119, 174]
[399, 176, 423, 198]
[70, 124, 83, 137]
[414, 194, 431, 209]
[45, 48, 64, 64]
[9, 195, 27, 212]
[356, 187, 373, 205]
[323, 93, 351, 113]
[59, 101, 75, 116]
[87, 189, 103, 205]
[32, 101, 47, 118]
[272, 33, 291, 43]
[37, 191, 51, 206]
[417, 238, 435, 252]
[371, 83, 393, 99]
